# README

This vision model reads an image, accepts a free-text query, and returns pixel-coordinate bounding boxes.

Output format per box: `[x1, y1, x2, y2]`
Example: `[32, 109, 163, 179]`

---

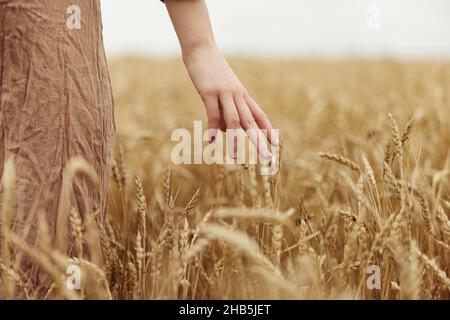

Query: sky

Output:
[100, 0, 450, 59]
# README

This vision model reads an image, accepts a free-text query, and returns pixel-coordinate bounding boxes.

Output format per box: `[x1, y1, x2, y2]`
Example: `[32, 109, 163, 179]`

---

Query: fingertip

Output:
[262, 150, 272, 160]
[208, 128, 218, 143]
[272, 134, 280, 147]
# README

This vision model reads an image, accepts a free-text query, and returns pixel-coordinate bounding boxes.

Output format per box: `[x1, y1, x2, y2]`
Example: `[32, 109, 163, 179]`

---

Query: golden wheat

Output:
[1, 59, 449, 300]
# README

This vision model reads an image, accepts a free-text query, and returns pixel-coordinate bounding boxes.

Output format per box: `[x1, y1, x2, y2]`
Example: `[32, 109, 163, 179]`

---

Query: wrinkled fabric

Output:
[0, 0, 115, 295]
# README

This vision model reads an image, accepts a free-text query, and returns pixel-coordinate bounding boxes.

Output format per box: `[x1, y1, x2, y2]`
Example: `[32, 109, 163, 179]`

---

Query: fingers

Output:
[219, 93, 241, 159]
[234, 95, 271, 159]
[202, 90, 278, 161]
[203, 95, 221, 142]
[244, 94, 279, 146]
[217, 101, 227, 132]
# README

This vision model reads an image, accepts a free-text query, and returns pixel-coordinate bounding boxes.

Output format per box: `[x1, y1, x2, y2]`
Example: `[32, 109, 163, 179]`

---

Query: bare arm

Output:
[164, 0, 278, 159]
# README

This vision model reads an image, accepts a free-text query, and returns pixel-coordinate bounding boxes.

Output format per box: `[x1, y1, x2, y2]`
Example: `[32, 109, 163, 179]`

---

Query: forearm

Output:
[163, 0, 278, 158]
[164, 0, 217, 58]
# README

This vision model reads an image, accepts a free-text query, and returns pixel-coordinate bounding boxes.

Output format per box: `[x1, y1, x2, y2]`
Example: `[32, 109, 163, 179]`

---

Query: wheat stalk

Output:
[319, 152, 360, 173]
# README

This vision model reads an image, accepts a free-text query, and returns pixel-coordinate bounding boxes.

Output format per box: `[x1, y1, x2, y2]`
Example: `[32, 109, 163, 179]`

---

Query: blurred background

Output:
[101, 0, 450, 209]
[99, 1, 450, 300]
[101, 0, 450, 59]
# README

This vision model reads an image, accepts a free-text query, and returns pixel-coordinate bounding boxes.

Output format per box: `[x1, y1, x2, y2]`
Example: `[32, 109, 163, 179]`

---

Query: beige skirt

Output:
[0, 0, 115, 295]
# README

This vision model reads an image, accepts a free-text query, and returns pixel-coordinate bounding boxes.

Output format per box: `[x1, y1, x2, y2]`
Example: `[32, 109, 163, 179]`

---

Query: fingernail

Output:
[209, 129, 217, 143]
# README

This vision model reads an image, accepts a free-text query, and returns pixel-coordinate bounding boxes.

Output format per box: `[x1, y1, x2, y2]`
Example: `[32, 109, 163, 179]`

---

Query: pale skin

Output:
[164, 0, 279, 159]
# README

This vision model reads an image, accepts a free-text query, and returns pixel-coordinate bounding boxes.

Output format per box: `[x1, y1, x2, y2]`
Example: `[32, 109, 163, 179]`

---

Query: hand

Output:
[182, 44, 279, 159]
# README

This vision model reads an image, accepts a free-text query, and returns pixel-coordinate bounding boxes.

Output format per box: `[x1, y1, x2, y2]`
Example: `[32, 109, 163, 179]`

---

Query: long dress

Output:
[0, 0, 115, 295]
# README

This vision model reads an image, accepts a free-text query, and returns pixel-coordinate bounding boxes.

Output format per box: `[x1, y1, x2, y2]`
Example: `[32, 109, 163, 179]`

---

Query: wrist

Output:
[181, 40, 219, 62]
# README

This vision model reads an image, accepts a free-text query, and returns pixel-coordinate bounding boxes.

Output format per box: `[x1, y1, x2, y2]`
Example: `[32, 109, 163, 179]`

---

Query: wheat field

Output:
[1, 58, 450, 299]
